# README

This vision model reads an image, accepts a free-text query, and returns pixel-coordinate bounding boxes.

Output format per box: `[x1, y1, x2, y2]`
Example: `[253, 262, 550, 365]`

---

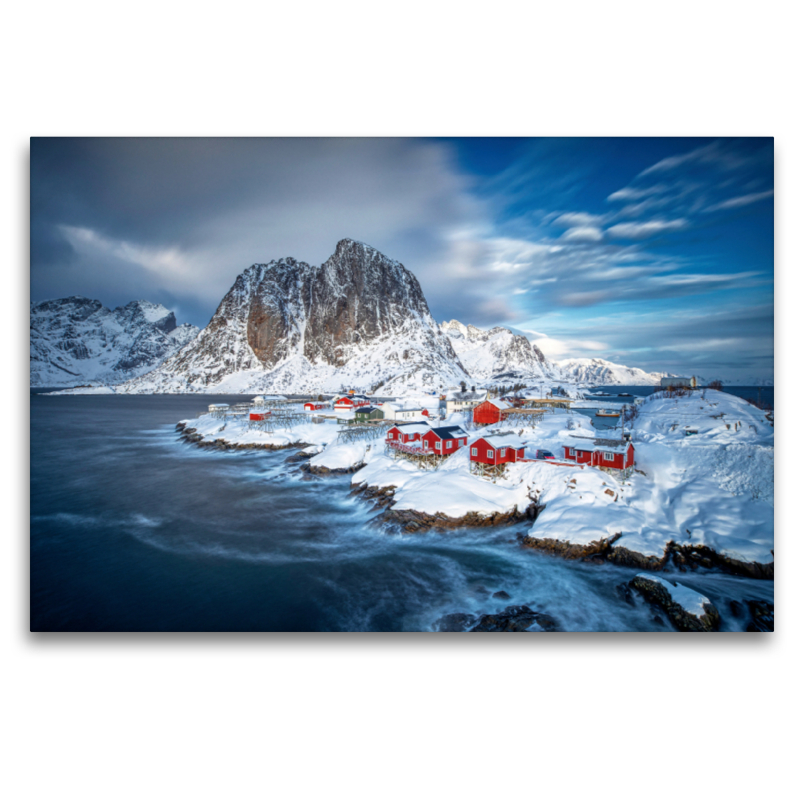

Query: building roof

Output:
[446, 390, 486, 402]
[356, 406, 381, 414]
[475, 434, 527, 449]
[389, 422, 431, 435]
[427, 425, 468, 441]
[566, 440, 630, 454]
[485, 398, 512, 410]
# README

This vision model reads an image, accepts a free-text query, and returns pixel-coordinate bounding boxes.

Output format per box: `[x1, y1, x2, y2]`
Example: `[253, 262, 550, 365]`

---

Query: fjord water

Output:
[30, 394, 773, 632]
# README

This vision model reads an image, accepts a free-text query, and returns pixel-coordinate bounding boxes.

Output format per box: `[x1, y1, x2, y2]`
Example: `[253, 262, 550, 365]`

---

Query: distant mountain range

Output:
[30, 297, 199, 387]
[30, 240, 765, 392]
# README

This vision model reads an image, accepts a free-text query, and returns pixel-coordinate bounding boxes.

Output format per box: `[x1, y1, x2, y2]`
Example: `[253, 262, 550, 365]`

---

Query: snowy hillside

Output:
[441, 319, 555, 382]
[117, 239, 471, 395]
[30, 297, 199, 387]
[554, 357, 668, 386]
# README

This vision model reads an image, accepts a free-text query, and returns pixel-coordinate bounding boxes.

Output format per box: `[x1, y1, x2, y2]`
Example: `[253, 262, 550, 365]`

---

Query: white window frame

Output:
[487, 450, 494, 458]
[603, 451, 615, 462]
[471, 447, 478, 456]
[435, 441, 441, 450]
[567, 448, 573, 456]
[446, 440, 452, 449]
[500, 448, 506, 457]
[388, 433, 394, 439]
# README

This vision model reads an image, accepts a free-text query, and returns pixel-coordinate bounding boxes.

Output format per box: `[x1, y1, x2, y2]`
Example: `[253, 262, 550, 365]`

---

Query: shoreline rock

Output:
[629, 575, 721, 632]
[174, 422, 311, 452]
[434, 604, 560, 632]
[521, 532, 773, 580]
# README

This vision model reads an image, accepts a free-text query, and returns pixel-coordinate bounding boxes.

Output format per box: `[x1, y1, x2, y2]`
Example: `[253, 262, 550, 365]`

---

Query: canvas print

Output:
[30, 137, 774, 632]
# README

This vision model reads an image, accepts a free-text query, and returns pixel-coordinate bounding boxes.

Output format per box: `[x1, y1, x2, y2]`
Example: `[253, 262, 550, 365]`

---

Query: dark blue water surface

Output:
[30, 393, 773, 631]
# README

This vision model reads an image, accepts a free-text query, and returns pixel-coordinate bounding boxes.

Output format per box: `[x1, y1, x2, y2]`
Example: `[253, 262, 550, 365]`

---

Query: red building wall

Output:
[386, 426, 425, 444]
[469, 438, 524, 465]
[420, 430, 467, 455]
[473, 401, 508, 426]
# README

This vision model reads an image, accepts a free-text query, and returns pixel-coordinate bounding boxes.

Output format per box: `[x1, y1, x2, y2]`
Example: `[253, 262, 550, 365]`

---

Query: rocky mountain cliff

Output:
[30, 297, 199, 387]
[117, 239, 470, 394]
[440, 319, 554, 382]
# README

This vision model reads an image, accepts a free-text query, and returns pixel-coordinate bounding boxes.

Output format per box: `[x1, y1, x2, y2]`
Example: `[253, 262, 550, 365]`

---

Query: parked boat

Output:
[595, 408, 621, 418]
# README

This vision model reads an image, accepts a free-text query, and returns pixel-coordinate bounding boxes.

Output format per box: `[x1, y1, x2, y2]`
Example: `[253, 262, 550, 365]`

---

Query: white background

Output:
[3, 2, 796, 798]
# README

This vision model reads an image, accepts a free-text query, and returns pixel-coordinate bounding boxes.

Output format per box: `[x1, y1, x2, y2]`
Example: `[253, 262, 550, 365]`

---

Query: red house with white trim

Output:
[304, 402, 328, 411]
[563, 440, 634, 471]
[385, 422, 431, 445]
[473, 398, 513, 425]
[469, 434, 526, 466]
[334, 394, 371, 410]
[420, 425, 468, 456]
[250, 411, 271, 421]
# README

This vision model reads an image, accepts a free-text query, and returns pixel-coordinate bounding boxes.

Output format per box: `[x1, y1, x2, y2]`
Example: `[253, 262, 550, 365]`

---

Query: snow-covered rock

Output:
[629, 574, 721, 631]
[117, 239, 471, 395]
[30, 296, 199, 387]
[441, 319, 554, 382]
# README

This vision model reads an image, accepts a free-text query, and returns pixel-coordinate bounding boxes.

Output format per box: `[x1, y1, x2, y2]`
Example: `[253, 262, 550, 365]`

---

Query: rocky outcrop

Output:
[379, 502, 542, 532]
[118, 239, 470, 394]
[746, 600, 774, 632]
[174, 422, 309, 451]
[441, 319, 553, 382]
[521, 532, 773, 579]
[434, 605, 560, 632]
[629, 575, 721, 632]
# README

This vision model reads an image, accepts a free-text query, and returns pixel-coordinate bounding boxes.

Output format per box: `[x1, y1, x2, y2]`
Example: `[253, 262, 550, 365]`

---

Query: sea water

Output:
[30, 393, 773, 631]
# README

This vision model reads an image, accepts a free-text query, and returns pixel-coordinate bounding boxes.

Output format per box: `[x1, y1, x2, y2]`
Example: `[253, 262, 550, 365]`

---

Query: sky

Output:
[30, 137, 774, 381]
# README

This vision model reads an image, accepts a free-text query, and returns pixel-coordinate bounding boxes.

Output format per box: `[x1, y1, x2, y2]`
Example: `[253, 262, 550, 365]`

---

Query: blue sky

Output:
[30, 137, 774, 381]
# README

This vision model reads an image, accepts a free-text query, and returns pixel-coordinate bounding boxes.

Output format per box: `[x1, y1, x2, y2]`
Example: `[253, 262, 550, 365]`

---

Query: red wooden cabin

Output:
[472, 398, 513, 425]
[420, 425, 468, 456]
[562, 441, 634, 470]
[469, 435, 525, 466]
[335, 394, 370, 410]
[304, 402, 327, 411]
[250, 411, 271, 421]
[385, 422, 430, 446]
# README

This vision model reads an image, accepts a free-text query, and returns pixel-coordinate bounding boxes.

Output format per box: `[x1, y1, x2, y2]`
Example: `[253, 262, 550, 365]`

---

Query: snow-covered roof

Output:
[427, 425, 467, 441]
[567, 441, 629, 454]
[446, 390, 485, 402]
[389, 422, 431, 435]
[476, 434, 527, 449]
[486, 398, 512, 410]
[356, 406, 381, 413]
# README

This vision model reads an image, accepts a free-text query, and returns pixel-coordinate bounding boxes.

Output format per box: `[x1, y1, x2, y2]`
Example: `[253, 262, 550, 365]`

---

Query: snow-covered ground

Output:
[179, 407, 347, 450]
[176, 389, 774, 571]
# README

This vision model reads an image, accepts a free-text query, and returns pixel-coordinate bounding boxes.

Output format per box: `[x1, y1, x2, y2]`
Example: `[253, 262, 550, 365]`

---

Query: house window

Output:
[471, 448, 477, 456]
[567, 448, 573, 456]
[388, 433, 393, 439]
[487, 450, 494, 458]
[436, 441, 441, 450]
[603, 452, 614, 462]
[446, 440, 452, 449]
[500, 448, 506, 457]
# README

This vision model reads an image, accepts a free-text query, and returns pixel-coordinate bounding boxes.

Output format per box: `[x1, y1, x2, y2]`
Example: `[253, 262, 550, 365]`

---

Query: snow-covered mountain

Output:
[117, 239, 470, 394]
[30, 297, 199, 387]
[553, 357, 667, 386]
[440, 319, 555, 382]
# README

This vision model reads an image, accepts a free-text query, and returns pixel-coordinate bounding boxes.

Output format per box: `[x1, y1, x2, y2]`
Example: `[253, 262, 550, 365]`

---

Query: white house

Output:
[379, 403, 430, 422]
[439, 390, 487, 417]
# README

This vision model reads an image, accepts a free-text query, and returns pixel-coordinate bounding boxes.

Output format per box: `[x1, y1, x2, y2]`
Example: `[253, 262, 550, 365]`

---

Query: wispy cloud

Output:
[704, 189, 774, 212]
[606, 219, 688, 239]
